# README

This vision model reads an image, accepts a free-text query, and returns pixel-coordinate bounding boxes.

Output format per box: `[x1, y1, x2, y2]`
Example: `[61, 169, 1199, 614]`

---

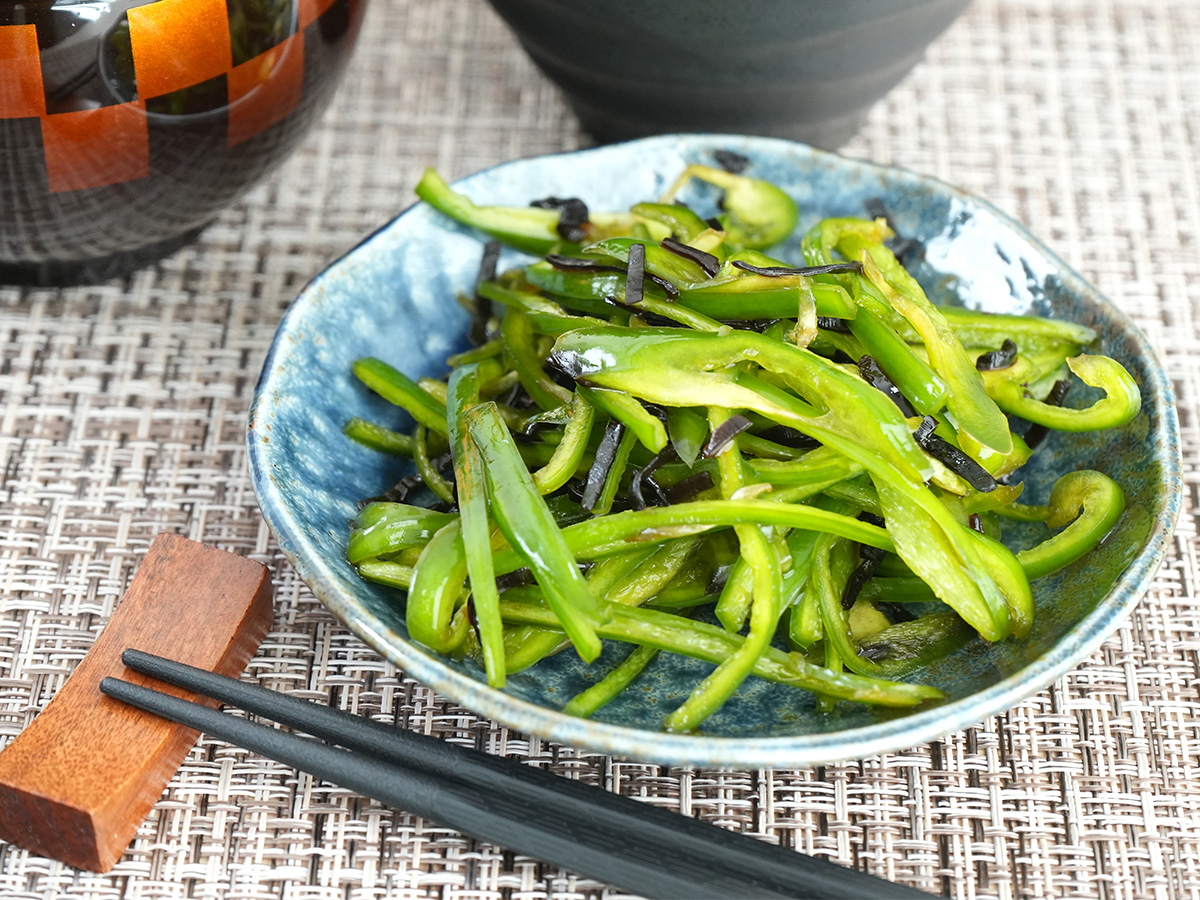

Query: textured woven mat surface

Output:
[2, 0, 1199, 897]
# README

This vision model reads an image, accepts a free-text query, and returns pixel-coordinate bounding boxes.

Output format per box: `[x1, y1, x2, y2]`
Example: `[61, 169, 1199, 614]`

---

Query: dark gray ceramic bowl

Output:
[483, 0, 971, 147]
[248, 134, 1181, 767]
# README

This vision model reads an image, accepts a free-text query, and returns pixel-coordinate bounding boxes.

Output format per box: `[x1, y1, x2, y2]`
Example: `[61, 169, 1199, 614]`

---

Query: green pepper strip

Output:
[348, 502, 455, 563]
[709, 407, 775, 638]
[801, 222, 947, 414]
[667, 407, 708, 467]
[845, 299, 948, 416]
[583, 236, 711, 287]
[532, 392, 595, 494]
[714, 559, 754, 634]
[847, 233, 1012, 453]
[343, 417, 414, 456]
[353, 357, 449, 436]
[550, 326, 1016, 640]
[415, 168, 568, 256]
[783, 525, 824, 648]
[813, 535, 890, 677]
[577, 385, 668, 453]
[446, 364, 506, 687]
[498, 599, 941, 708]
[607, 536, 705, 608]
[479, 280, 607, 337]
[563, 645, 661, 718]
[412, 423, 455, 506]
[354, 559, 414, 590]
[748, 446, 864, 487]
[856, 470, 1125, 604]
[667, 504, 780, 730]
[406, 520, 470, 653]
[552, 327, 933, 483]
[1018, 470, 1125, 578]
[523, 261, 666, 308]
[984, 354, 1141, 432]
[488, 499, 893, 575]
[855, 613, 976, 678]
[504, 543, 658, 673]
[960, 526, 1033, 638]
[629, 201, 713, 243]
[660, 165, 799, 250]
[592, 424, 638, 516]
[911, 307, 1098, 349]
[632, 296, 724, 332]
[447, 339, 504, 367]
[498, 308, 573, 411]
[466, 401, 606, 661]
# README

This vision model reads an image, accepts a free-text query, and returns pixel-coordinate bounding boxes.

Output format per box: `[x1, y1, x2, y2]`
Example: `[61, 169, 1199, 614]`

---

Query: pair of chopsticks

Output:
[102, 650, 930, 900]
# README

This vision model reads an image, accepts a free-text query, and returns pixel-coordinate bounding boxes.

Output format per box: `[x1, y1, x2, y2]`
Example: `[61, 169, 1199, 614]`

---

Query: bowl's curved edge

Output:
[248, 133, 1183, 768]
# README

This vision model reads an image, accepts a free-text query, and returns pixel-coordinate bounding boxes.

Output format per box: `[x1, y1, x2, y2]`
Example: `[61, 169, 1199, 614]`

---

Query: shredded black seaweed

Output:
[911, 416, 937, 443]
[530, 196, 590, 242]
[816, 316, 853, 333]
[717, 318, 784, 333]
[604, 295, 677, 327]
[630, 446, 679, 509]
[545, 254, 624, 274]
[581, 419, 625, 510]
[713, 149, 751, 173]
[858, 355, 916, 417]
[842, 554, 883, 609]
[701, 414, 753, 458]
[752, 425, 821, 451]
[660, 236, 719, 277]
[625, 242, 646, 305]
[495, 568, 535, 590]
[705, 216, 723, 231]
[469, 241, 502, 345]
[912, 416, 997, 492]
[646, 272, 679, 299]
[731, 260, 864, 278]
[662, 470, 716, 505]
[875, 601, 916, 623]
[976, 339, 1019, 371]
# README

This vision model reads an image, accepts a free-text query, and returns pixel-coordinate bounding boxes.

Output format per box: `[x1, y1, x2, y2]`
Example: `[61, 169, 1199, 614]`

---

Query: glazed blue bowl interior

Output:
[248, 134, 1181, 767]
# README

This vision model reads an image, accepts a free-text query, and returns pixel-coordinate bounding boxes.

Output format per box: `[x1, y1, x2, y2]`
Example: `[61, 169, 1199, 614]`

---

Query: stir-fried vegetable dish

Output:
[342, 152, 1140, 732]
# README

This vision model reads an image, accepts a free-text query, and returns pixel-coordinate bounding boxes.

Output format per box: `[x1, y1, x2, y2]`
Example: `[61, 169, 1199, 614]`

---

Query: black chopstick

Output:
[103, 650, 931, 900]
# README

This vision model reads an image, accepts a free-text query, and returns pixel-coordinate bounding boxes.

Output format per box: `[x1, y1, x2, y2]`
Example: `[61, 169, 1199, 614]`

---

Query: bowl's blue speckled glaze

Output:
[248, 134, 1181, 767]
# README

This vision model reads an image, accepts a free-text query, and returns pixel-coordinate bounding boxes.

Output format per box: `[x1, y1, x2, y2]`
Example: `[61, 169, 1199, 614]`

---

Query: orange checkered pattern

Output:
[0, 0, 340, 193]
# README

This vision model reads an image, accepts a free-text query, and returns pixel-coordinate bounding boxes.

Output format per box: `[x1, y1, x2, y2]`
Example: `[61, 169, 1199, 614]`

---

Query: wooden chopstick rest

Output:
[0, 533, 273, 872]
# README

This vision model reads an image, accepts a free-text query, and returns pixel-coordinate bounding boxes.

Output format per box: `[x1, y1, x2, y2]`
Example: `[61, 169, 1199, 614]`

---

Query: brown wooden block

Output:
[0, 533, 274, 872]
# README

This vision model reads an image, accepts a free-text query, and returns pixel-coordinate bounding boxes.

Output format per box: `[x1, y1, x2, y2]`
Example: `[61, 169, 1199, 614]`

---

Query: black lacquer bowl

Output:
[0, 0, 364, 285]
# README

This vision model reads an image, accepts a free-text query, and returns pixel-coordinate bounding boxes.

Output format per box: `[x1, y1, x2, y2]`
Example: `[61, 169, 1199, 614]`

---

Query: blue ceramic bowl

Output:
[483, 0, 971, 149]
[248, 134, 1181, 767]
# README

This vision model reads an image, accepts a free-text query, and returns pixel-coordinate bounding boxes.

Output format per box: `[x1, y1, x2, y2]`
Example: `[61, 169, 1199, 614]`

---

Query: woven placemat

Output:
[2, 0, 1198, 897]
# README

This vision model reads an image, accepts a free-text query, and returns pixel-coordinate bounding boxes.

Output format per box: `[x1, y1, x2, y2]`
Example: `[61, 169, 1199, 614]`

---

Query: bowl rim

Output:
[248, 133, 1183, 767]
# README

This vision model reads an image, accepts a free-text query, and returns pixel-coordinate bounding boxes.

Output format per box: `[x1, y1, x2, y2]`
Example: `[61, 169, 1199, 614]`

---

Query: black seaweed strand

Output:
[545, 254, 624, 274]
[581, 419, 625, 511]
[858, 355, 916, 417]
[701, 414, 753, 458]
[911, 417, 997, 493]
[731, 260, 864, 278]
[660, 237, 720, 277]
[976, 339, 1018, 371]
[530, 196, 590, 242]
[816, 316, 853, 333]
[713, 149, 751, 173]
[625, 242, 646, 305]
